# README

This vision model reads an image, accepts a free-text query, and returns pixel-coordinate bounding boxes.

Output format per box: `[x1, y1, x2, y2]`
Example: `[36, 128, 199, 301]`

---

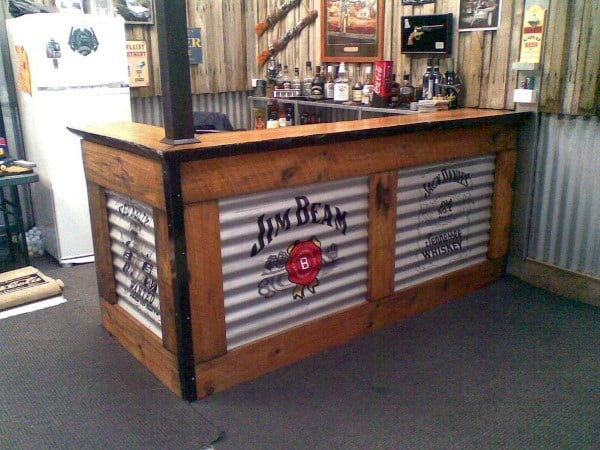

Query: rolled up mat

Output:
[0, 266, 64, 311]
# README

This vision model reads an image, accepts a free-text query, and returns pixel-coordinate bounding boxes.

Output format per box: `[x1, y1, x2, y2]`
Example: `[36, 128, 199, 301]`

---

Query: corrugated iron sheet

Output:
[131, 91, 251, 130]
[219, 177, 370, 349]
[106, 190, 161, 337]
[528, 114, 600, 277]
[395, 154, 496, 290]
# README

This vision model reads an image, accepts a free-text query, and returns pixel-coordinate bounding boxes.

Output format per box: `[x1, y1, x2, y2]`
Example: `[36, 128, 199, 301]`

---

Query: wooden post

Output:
[154, 0, 197, 144]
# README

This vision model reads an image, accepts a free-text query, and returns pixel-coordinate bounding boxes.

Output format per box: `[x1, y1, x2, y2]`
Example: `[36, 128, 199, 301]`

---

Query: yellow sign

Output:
[15, 46, 32, 95]
[126, 41, 150, 88]
[519, 4, 546, 64]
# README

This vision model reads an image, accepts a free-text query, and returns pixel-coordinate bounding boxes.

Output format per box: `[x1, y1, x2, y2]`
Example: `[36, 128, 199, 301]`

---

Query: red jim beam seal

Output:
[285, 236, 322, 299]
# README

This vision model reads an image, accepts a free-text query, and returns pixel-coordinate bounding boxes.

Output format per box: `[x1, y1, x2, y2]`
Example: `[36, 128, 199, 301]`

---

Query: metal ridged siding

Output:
[219, 177, 370, 349]
[106, 190, 161, 337]
[131, 91, 251, 130]
[395, 155, 496, 290]
[528, 114, 600, 277]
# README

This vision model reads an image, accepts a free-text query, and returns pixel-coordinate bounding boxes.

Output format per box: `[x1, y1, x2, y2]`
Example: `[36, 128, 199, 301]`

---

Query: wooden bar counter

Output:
[71, 109, 530, 401]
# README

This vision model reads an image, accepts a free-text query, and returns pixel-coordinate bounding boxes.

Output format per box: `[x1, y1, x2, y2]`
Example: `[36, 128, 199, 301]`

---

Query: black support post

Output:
[154, 0, 198, 144]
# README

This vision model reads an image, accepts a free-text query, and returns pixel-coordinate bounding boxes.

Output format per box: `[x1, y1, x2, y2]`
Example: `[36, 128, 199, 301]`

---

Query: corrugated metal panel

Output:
[528, 114, 600, 277]
[395, 155, 496, 290]
[106, 190, 161, 337]
[219, 177, 370, 349]
[131, 91, 251, 130]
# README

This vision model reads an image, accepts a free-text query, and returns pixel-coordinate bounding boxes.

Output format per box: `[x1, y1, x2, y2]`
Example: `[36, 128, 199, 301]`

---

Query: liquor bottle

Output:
[444, 58, 458, 109]
[432, 59, 442, 97]
[422, 59, 433, 100]
[275, 63, 284, 89]
[333, 62, 349, 102]
[285, 106, 295, 126]
[278, 105, 288, 127]
[361, 65, 373, 105]
[282, 65, 291, 90]
[310, 65, 325, 101]
[389, 74, 400, 107]
[352, 69, 364, 103]
[291, 67, 302, 92]
[324, 65, 335, 100]
[302, 61, 313, 98]
[398, 73, 415, 107]
[266, 99, 279, 128]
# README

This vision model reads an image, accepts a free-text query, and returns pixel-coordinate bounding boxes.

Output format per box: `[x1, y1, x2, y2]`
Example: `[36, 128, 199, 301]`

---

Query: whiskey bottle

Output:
[291, 67, 302, 92]
[302, 61, 313, 98]
[333, 62, 349, 102]
[389, 74, 400, 107]
[310, 65, 325, 101]
[324, 65, 335, 100]
[361, 65, 373, 105]
[432, 59, 442, 97]
[398, 73, 415, 107]
[352, 70, 364, 103]
[422, 59, 433, 100]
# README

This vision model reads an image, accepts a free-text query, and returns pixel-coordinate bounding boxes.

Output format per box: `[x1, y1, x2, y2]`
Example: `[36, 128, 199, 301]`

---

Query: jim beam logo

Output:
[418, 168, 474, 269]
[116, 201, 160, 319]
[250, 195, 347, 300]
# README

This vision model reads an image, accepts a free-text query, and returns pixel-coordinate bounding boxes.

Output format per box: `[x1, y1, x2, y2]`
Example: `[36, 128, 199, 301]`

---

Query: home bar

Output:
[71, 107, 530, 401]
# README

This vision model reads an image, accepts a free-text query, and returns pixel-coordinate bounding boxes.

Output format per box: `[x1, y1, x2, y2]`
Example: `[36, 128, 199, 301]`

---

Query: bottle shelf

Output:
[249, 96, 418, 127]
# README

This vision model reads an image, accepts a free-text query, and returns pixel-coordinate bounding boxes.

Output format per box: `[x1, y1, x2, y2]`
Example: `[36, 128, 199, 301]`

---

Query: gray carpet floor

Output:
[1, 255, 598, 450]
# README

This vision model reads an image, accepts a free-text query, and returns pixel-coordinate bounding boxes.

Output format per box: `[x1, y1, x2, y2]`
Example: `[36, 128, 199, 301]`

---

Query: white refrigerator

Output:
[6, 13, 131, 265]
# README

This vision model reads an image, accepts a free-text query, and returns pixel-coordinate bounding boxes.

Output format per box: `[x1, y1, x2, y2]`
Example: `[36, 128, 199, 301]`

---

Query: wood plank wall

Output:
[36, 1, 599, 116]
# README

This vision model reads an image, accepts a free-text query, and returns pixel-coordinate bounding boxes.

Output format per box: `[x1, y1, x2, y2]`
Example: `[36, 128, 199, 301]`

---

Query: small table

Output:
[0, 172, 39, 272]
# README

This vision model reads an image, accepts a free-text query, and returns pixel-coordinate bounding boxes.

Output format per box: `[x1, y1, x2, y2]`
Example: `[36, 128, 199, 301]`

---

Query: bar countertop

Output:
[69, 108, 531, 162]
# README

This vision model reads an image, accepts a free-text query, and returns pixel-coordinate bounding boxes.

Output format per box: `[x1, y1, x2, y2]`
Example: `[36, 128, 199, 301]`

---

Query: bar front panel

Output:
[219, 177, 370, 349]
[395, 154, 497, 290]
[106, 189, 161, 337]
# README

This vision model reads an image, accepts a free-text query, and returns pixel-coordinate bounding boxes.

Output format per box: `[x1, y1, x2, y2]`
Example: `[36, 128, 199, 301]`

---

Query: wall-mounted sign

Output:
[519, 3, 546, 63]
[112, 0, 154, 25]
[187, 28, 203, 65]
[126, 40, 149, 87]
[458, 0, 502, 32]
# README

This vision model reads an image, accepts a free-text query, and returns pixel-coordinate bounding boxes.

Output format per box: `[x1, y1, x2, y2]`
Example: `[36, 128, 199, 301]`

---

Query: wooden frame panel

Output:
[86, 181, 117, 304]
[367, 171, 397, 300]
[82, 141, 166, 209]
[488, 150, 518, 259]
[184, 201, 227, 362]
[181, 124, 518, 203]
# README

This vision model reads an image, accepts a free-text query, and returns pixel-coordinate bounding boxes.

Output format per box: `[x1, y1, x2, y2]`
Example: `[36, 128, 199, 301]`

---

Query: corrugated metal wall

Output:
[218, 177, 370, 349]
[395, 154, 496, 290]
[528, 114, 600, 278]
[131, 91, 251, 130]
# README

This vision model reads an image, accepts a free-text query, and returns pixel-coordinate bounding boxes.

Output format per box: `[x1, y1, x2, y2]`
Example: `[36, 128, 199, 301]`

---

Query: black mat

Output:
[0, 261, 222, 450]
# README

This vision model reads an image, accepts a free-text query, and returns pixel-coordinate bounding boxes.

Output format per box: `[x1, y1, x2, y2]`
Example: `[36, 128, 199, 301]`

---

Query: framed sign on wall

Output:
[112, 0, 154, 25]
[458, 0, 502, 32]
[400, 14, 453, 54]
[321, 0, 384, 62]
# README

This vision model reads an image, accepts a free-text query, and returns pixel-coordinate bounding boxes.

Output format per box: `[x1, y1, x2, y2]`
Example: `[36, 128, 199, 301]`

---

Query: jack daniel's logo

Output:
[250, 195, 348, 257]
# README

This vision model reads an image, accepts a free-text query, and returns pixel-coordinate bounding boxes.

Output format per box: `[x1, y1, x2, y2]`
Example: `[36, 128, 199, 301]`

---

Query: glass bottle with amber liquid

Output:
[310, 65, 325, 101]
[398, 74, 415, 108]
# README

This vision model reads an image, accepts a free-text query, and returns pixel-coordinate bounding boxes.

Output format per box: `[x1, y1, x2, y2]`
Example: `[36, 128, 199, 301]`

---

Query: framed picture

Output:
[321, 0, 384, 62]
[400, 14, 453, 54]
[458, 0, 501, 32]
[112, 0, 154, 25]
